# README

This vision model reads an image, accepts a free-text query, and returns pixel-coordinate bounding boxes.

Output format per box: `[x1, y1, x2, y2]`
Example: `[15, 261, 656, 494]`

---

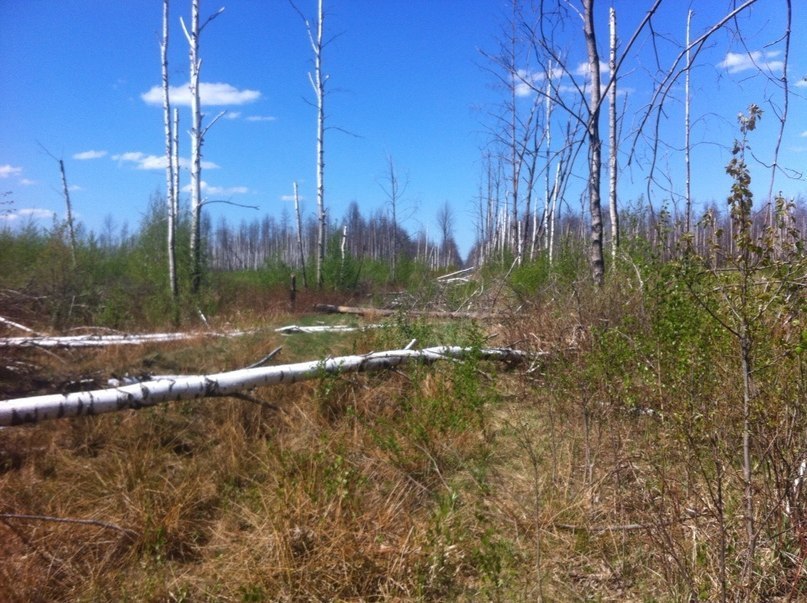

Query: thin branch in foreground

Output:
[246, 346, 283, 369]
[0, 513, 137, 538]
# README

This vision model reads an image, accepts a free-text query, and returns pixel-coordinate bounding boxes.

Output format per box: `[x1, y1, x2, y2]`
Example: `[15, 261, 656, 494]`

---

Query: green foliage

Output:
[509, 244, 588, 296]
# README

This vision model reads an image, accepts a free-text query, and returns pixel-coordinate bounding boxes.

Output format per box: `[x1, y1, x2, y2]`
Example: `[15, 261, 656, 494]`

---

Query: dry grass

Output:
[1, 278, 805, 601]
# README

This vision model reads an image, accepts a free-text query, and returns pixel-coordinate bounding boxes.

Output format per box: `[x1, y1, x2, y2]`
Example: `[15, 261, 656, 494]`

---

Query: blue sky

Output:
[1, 1, 805, 257]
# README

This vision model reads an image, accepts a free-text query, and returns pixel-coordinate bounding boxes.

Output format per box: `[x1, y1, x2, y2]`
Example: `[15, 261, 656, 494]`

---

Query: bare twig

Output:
[0, 513, 137, 539]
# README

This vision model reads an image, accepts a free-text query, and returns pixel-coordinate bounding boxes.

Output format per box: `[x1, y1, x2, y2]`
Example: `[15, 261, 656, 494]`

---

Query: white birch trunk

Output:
[544, 71, 554, 264]
[0, 330, 252, 349]
[173, 108, 180, 222]
[608, 6, 619, 258]
[293, 181, 308, 288]
[186, 0, 203, 294]
[162, 0, 178, 299]
[684, 9, 693, 235]
[0, 346, 529, 426]
[584, 0, 605, 285]
[182, 2, 223, 294]
[304, 0, 327, 289]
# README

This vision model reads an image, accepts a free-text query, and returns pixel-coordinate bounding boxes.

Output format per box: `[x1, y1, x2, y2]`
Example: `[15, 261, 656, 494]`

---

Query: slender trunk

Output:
[58, 159, 77, 268]
[187, 0, 203, 294]
[741, 330, 755, 587]
[313, 0, 326, 289]
[510, 9, 519, 260]
[293, 181, 308, 288]
[339, 223, 347, 285]
[173, 108, 180, 230]
[608, 6, 619, 259]
[684, 9, 693, 236]
[545, 70, 554, 263]
[584, 0, 605, 285]
[162, 0, 178, 299]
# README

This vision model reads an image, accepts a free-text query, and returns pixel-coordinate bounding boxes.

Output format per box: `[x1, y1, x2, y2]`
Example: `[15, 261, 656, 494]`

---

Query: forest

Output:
[1, 0, 806, 600]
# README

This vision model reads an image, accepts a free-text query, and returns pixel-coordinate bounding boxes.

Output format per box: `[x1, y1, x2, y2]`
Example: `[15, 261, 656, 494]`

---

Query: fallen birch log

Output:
[274, 324, 382, 334]
[0, 330, 253, 349]
[314, 304, 497, 320]
[0, 346, 529, 426]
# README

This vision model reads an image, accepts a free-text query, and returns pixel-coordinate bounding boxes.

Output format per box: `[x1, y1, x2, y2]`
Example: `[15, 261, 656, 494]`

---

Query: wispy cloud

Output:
[280, 194, 303, 201]
[573, 61, 609, 78]
[112, 151, 219, 171]
[19, 178, 37, 186]
[718, 50, 784, 74]
[182, 181, 249, 196]
[141, 82, 261, 107]
[0, 164, 23, 179]
[0, 207, 56, 222]
[223, 111, 241, 120]
[73, 149, 108, 160]
[514, 63, 609, 98]
[800, 131, 807, 138]
[796, 77, 807, 88]
[246, 115, 277, 122]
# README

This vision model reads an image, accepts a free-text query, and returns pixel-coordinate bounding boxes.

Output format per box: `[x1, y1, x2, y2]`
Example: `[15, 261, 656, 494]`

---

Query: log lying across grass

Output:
[0, 330, 253, 349]
[314, 304, 498, 320]
[0, 346, 530, 427]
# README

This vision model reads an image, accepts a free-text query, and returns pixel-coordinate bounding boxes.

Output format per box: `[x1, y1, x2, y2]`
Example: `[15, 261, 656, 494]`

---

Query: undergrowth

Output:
[1, 228, 806, 600]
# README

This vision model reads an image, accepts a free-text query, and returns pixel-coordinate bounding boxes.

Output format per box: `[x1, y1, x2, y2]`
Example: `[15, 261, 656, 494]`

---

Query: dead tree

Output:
[291, 0, 328, 289]
[379, 155, 408, 281]
[39, 145, 77, 267]
[161, 0, 178, 299]
[181, 0, 225, 295]
[607, 6, 619, 259]
[293, 181, 308, 287]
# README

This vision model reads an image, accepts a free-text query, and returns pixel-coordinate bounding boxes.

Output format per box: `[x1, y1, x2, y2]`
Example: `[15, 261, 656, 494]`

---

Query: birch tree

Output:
[161, 0, 178, 299]
[293, 181, 308, 287]
[607, 6, 619, 259]
[181, 0, 225, 295]
[582, 0, 605, 284]
[291, 0, 328, 289]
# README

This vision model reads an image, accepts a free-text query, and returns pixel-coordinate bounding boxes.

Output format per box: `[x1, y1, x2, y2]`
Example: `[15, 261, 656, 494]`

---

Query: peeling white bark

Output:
[0, 330, 251, 349]
[0, 347, 529, 426]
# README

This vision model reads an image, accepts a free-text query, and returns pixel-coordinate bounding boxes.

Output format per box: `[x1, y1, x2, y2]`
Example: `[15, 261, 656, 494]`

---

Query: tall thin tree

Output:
[291, 0, 328, 289]
[608, 5, 619, 259]
[583, 0, 605, 285]
[181, 0, 224, 295]
[161, 0, 178, 299]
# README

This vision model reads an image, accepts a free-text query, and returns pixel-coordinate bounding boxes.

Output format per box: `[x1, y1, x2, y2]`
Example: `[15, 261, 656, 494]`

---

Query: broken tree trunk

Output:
[0, 346, 529, 426]
[0, 330, 252, 349]
[314, 305, 498, 320]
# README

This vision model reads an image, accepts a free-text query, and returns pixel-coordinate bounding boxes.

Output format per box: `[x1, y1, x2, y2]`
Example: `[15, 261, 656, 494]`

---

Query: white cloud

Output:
[0, 208, 56, 222]
[73, 150, 107, 160]
[280, 194, 303, 201]
[718, 50, 784, 74]
[573, 61, 609, 78]
[68, 184, 82, 191]
[112, 151, 218, 170]
[141, 82, 261, 107]
[19, 178, 37, 186]
[0, 164, 23, 179]
[246, 115, 277, 122]
[223, 111, 241, 120]
[796, 77, 807, 88]
[182, 181, 249, 196]
[513, 67, 565, 97]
